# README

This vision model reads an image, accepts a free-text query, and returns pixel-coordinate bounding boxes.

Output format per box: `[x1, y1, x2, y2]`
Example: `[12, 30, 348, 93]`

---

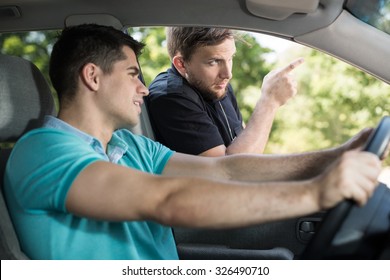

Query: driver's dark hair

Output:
[49, 23, 144, 104]
[166, 27, 235, 62]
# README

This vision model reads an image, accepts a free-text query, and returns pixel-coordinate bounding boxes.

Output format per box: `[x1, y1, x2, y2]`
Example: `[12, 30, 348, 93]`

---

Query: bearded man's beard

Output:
[186, 72, 228, 102]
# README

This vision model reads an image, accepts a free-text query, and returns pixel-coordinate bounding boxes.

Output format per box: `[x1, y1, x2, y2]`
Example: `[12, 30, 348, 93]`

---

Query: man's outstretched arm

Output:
[201, 58, 304, 157]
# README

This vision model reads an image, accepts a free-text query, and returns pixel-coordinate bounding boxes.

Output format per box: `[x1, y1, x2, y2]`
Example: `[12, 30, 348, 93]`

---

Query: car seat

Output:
[0, 54, 56, 259]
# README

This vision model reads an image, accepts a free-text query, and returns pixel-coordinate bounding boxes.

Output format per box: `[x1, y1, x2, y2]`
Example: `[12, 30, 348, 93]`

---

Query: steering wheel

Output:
[302, 116, 390, 259]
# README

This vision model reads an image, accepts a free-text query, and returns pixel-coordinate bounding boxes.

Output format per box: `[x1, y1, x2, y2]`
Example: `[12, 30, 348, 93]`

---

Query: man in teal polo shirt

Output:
[5, 116, 177, 259]
[3, 24, 382, 260]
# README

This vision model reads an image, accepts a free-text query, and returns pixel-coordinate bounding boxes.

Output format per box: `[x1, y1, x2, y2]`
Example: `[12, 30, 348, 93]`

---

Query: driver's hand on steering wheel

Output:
[315, 149, 382, 209]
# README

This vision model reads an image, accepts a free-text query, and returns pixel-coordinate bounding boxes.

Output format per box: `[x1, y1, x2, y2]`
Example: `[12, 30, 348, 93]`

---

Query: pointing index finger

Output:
[280, 57, 305, 74]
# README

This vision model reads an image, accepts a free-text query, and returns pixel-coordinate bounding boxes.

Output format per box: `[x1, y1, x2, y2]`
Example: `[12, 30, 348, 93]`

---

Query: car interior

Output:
[1, 0, 390, 260]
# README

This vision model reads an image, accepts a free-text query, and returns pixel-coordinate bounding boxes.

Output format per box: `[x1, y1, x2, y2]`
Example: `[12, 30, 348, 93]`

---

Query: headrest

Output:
[0, 54, 56, 142]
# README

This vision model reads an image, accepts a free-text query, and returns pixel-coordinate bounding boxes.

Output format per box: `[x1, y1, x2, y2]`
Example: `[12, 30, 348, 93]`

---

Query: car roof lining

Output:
[0, 0, 342, 36]
[296, 10, 390, 84]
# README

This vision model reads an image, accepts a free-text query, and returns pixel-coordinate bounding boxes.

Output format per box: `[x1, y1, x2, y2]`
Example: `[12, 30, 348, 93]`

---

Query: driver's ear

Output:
[81, 63, 100, 92]
[172, 54, 187, 78]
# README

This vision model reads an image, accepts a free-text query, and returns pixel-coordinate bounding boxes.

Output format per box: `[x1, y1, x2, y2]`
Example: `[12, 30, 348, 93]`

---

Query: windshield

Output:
[347, 0, 390, 35]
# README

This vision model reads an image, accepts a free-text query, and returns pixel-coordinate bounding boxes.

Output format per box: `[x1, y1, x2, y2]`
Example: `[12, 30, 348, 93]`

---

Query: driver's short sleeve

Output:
[4, 129, 103, 213]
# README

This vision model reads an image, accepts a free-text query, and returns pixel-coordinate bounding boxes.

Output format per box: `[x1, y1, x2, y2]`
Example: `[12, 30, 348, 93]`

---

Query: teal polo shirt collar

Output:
[43, 115, 128, 163]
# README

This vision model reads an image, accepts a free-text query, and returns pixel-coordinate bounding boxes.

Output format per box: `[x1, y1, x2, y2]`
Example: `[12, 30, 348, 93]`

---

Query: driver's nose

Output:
[138, 80, 149, 97]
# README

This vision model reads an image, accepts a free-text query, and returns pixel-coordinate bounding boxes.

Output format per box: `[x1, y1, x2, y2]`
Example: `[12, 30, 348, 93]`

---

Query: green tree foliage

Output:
[266, 45, 390, 166]
[0, 30, 59, 110]
[231, 32, 273, 122]
[127, 27, 171, 86]
[0, 31, 58, 86]
[231, 32, 273, 93]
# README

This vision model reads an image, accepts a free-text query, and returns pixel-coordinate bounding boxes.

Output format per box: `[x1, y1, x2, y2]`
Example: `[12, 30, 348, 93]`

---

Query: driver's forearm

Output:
[153, 175, 320, 228]
[219, 148, 341, 182]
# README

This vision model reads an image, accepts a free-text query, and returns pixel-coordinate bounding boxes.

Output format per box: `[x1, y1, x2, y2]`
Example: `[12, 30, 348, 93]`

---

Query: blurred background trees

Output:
[0, 31, 57, 85]
[1, 27, 389, 166]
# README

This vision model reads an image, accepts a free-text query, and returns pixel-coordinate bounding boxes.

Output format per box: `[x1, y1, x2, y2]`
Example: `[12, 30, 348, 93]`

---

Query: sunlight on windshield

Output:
[347, 0, 390, 35]
[379, 168, 390, 187]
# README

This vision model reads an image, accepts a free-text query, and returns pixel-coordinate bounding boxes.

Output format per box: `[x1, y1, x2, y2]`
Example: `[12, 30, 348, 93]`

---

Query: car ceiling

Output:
[1, 0, 390, 83]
